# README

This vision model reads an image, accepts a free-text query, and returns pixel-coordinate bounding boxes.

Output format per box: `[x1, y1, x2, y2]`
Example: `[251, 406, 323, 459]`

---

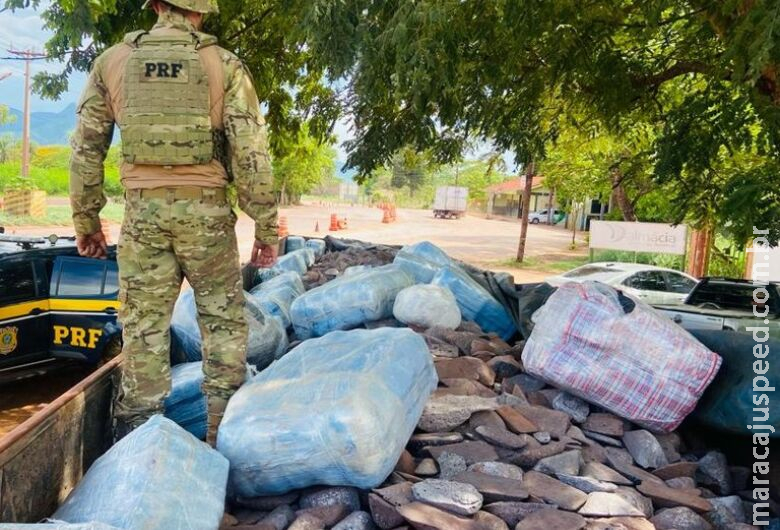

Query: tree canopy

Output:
[8, 0, 780, 243]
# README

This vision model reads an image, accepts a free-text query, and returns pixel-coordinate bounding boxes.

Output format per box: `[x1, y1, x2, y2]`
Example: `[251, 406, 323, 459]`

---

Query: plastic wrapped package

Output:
[393, 241, 452, 283]
[164, 362, 207, 440]
[170, 288, 288, 370]
[393, 284, 461, 329]
[53, 416, 229, 530]
[218, 328, 438, 496]
[343, 265, 374, 277]
[305, 238, 326, 258]
[0, 521, 122, 530]
[522, 282, 722, 433]
[431, 265, 516, 340]
[290, 265, 414, 339]
[248, 271, 305, 329]
[285, 235, 306, 253]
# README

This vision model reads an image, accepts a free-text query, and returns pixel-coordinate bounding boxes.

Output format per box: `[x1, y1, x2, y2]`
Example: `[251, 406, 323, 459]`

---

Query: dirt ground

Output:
[8, 200, 587, 283]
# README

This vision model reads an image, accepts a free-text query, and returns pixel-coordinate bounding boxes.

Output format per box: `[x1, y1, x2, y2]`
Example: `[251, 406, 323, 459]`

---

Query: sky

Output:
[0, 3, 86, 113]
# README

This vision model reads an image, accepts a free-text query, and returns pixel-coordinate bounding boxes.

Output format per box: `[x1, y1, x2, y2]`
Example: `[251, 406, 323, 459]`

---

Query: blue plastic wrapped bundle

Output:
[305, 238, 326, 258]
[432, 265, 516, 340]
[0, 521, 122, 530]
[218, 328, 438, 496]
[394, 241, 452, 283]
[285, 235, 306, 253]
[343, 265, 373, 276]
[164, 362, 207, 440]
[248, 271, 305, 329]
[170, 288, 288, 370]
[53, 416, 229, 530]
[290, 265, 414, 339]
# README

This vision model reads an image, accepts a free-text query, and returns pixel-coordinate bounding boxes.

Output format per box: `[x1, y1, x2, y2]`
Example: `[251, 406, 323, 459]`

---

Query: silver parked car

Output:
[546, 262, 698, 305]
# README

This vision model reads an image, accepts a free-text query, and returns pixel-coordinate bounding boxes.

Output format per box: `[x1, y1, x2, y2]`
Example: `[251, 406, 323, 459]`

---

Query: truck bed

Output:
[0, 356, 121, 522]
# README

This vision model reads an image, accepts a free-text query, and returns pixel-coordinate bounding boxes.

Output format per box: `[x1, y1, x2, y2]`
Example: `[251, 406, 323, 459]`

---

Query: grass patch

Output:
[0, 202, 125, 227]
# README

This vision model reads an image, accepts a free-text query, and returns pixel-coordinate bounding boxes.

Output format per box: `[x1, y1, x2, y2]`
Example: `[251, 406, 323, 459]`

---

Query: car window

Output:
[104, 265, 119, 296]
[57, 260, 107, 297]
[623, 271, 667, 291]
[688, 282, 777, 313]
[665, 272, 697, 294]
[0, 261, 38, 304]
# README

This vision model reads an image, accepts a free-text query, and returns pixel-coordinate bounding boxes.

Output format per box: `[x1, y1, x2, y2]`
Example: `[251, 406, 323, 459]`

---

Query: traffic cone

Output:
[277, 215, 289, 238]
[381, 206, 391, 224]
[329, 213, 340, 231]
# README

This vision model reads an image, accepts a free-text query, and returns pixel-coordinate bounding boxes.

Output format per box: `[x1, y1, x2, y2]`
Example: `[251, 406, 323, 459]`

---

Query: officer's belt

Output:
[128, 186, 227, 202]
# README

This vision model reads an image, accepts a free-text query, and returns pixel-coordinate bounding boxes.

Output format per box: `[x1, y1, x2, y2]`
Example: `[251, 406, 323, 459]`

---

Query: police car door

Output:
[0, 257, 51, 372]
[49, 256, 120, 363]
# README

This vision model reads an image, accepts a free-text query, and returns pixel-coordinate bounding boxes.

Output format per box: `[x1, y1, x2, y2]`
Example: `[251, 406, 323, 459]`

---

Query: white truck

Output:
[433, 186, 468, 219]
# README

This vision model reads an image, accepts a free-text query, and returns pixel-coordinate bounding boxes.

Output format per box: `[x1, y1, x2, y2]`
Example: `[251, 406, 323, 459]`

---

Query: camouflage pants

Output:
[115, 188, 247, 428]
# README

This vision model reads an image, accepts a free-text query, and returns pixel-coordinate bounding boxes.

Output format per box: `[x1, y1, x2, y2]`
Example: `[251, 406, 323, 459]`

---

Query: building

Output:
[485, 176, 556, 218]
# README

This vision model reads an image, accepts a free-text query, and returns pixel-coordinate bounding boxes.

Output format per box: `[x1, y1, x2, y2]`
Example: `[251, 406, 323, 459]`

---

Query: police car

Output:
[0, 232, 121, 383]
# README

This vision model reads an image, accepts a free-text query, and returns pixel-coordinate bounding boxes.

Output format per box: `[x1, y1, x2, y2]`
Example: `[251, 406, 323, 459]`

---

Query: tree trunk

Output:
[610, 168, 637, 222]
[571, 205, 577, 247]
[516, 162, 535, 262]
[547, 186, 555, 224]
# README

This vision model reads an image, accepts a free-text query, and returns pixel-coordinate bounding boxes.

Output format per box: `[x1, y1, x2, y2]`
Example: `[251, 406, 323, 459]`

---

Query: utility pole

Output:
[8, 48, 46, 178]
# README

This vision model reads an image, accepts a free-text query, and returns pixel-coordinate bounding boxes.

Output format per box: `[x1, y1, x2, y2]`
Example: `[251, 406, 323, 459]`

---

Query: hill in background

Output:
[0, 104, 77, 146]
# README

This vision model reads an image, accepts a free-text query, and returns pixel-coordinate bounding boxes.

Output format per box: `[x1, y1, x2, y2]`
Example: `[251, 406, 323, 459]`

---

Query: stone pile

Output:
[301, 247, 397, 289]
[219, 322, 772, 530]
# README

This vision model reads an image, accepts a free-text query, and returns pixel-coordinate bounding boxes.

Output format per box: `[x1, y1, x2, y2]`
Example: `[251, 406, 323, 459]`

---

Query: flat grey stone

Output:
[614, 485, 654, 518]
[651, 506, 714, 530]
[258, 505, 296, 530]
[418, 395, 499, 432]
[552, 392, 590, 423]
[523, 470, 588, 511]
[667, 477, 697, 489]
[368, 493, 403, 529]
[482, 502, 550, 527]
[476, 425, 527, 450]
[533, 449, 582, 476]
[555, 473, 618, 493]
[452, 471, 529, 503]
[497, 392, 529, 407]
[467, 461, 524, 481]
[469, 410, 507, 432]
[332, 511, 378, 530]
[288, 513, 325, 530]
[415, 458, 439, 476]
[473, 510, 510, 530]
[408, 432, 464, 452]
[533, 431, 551, 444]
[515, 508, 587, 530]
[708, 495, 747, 528]
[435, 451, 467, 480]
[583, 430, 623, 447]
[578, 492, 645, 517]
[300, 487, 360, 512]
[505, 373, 546, 393]
[428, 441, 499, 465]
[695, 452, 733, 495]
[622, 430, 669, 469]
[581, 461, 633, 486]
[411, 479, 483, 516]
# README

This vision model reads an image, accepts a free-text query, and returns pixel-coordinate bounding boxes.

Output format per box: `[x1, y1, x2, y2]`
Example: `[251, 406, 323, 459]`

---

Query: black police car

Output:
[0, 232, 121, 383]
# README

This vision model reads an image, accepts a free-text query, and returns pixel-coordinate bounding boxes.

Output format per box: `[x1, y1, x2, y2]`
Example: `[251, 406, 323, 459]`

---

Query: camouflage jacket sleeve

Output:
[222, 55, 278, 246]
[69, 54, 114, 237]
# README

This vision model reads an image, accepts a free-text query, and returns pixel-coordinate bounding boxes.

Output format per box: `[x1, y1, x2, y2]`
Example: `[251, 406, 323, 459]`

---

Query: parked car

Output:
[655, 277, 780, 339]
[546, 262, 698, 305]
[0, 233, 121, 384]
[528, 208, 564, 224]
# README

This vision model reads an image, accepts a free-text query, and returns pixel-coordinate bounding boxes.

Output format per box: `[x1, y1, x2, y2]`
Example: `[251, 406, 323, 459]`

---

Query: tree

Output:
[2, 0, 341, 158]
[0, 105, 15, 163]
[300, 1, 780, 245]
[272, 125, 336, 205]
[391, 146, 434, 196]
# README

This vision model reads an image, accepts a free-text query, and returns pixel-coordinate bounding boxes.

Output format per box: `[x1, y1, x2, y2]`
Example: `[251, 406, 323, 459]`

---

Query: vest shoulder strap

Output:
[123, 30, 148, 47]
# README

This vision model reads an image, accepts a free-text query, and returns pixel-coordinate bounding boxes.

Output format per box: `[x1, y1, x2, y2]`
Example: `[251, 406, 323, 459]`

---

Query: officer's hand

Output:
[77, 231, 108, 259]
[251, 241, 278, 268]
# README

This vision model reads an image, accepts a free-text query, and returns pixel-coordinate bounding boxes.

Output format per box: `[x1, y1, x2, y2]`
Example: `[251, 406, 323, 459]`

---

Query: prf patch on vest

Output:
[142, 61, 189, 83]
[121, 32, 213, 166]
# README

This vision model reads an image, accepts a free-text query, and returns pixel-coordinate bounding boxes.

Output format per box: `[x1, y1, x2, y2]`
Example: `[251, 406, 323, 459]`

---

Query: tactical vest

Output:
[120, 30, 217, 166]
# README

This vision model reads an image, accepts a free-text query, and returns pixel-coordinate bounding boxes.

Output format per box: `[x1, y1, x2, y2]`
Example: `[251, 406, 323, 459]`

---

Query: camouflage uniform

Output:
[70, 7, 277, 441]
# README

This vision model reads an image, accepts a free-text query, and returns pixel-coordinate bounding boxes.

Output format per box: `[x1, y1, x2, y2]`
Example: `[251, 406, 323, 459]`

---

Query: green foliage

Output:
[0, 202, 124, 226]
[0, 145, 122, 197]
[272, 125, 336, 204]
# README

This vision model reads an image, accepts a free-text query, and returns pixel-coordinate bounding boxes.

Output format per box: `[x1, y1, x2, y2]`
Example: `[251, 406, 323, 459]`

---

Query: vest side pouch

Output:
[121, 33, 213, 165]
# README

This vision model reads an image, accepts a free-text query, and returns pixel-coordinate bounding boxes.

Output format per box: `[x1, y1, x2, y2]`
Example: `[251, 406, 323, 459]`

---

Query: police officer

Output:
[69, 0, 278, 446]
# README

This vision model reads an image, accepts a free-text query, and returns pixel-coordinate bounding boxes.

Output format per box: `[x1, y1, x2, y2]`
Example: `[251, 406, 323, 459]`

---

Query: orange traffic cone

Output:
[381, 206, 391, 224]
[329, 213, 340, 231]
[278, 215, 289, 238]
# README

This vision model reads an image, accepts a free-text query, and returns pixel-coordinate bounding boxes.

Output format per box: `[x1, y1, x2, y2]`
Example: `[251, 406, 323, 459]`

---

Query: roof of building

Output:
[487, 176, 547, 195]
